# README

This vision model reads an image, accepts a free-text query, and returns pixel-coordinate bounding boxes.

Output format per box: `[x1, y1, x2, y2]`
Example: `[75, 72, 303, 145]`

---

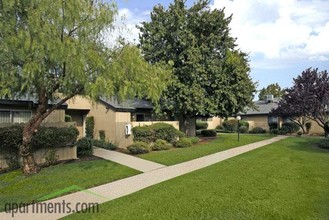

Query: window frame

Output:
[0, 109, 32, 123]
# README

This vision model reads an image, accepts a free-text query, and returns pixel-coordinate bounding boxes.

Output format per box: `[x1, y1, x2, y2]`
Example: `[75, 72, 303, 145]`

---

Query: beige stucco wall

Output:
[240, 115, 270, 131]
[43, 109, 65, 123]
[66, 96, 92, 110]
[0, 146, 77, 169]
[206, 117, 224, 129]
[308, 120, 325, 135]
[115, 112, 133, 148]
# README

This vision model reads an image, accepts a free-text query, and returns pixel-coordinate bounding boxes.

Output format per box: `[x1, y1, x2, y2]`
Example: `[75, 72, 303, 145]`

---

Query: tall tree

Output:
[272, 68, 329, 136]
[138, 0, 256, 135]
[258, 83, 284, 101]
[0, 0, 171, 174]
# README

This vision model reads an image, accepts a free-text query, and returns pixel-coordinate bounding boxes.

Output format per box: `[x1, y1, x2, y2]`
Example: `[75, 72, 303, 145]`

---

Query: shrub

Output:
[239, 126, 248, 134]
[127, 142, 150, 154]
[281, 122, 300, 133]
[152, 139, 172, 151]
[175, 138, 192, 148]
[201, 129, 217, 137]
[249, 127, 266, 134]
[317, 138, 329, 149]
[305, 122, 312, 134]
[239, 120, 249, 129]
[85, 116, 94, 139]
[189, 137, 200, 144]
[99, 130, 106, 141]
[223, 119, 238, 132]
[324, 121, 329, 137]
[196, 122, 208, 130]
[76, 137, 93, 156]
[132, 123, 183, 144]
[269, 122, 278, 130]
[32, 126, 79, 150]
[216, 125, 224, 130]
[92, 139, 117, 150]
[4, 153, 20, 171]
[278, 128, 288, 135]
[132, 126, 153, 143]
[297, 131, 302, 136]
[270, 128, 279, 134]
[65, 114, 72, 122]
[0, 125, 79, 154]
[44, 149, 59, 166]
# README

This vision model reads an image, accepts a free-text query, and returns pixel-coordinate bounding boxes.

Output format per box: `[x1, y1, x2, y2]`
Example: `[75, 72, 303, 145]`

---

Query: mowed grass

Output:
[139, 133, 275, 165]
[0, 159, 140, 212]
[66, 137, 329, 220]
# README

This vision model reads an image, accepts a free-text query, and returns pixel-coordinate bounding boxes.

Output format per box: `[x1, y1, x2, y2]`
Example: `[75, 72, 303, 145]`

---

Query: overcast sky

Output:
[113, 0, 329, 91]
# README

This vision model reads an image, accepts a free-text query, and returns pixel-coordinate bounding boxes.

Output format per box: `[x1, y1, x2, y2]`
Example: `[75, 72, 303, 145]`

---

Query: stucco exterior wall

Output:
[241, 115, 270, 131]
[43, 109, 65, 123]
[0, 146, 77, 169]
[206, 117, 223, 129]
[115, 112, 133, 148]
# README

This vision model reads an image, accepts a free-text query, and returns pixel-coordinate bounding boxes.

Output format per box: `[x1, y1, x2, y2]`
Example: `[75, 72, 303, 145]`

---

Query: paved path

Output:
[93, 147, 167, 172]
[0, 136, 288, 220]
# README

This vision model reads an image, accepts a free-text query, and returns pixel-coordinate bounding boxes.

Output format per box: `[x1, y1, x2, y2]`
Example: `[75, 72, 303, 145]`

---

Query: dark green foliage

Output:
[99, 130, 106, 141]
[297, 131, 302, 136]
[239, 126, 248, 134]
[127, 142, 151, 154]
[269, 122, 278, 130]
[152, 139, 172, 151]
[278, 128, 288, 135]
[223, 120, 238, 132]
[249, 127, 266, 134]
[317, 138, 329, 149]
[32, 126, 79, 150]
[76, 138, 93, 156]
[65, 115, 72, 122]
[132, 123, 184, 144]
[175, 138, 192, 148]
[0, 126, 79, 154]
[92, 139, 117, 150]
[4, 154, 20, 171]
[270, 129, 279, 135]
[189, 137, 200, 144]
[281, 122, 300, 133]
[239, 120, 249, 129]
[216, 125, 224, 130]
[85, 116, 95, 139]
[138, 0, 256, 122]
[196, 122, 208, 130]
[44, 149, 59, 166]
[305, 122, 312, 134]
[201, 129, 217, 137]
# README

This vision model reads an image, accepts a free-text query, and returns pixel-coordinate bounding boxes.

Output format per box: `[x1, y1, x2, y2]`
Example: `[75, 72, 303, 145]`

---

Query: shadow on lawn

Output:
[284, 137, 329, 154]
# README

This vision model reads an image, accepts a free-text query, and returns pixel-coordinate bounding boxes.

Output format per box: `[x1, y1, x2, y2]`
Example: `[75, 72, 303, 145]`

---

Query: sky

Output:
[112, 0, 329, 91]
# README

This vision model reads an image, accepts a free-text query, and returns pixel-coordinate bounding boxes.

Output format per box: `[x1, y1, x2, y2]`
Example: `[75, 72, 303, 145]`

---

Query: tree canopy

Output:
[272, 68, 329, 136]
[258, 83, 284, 101]
[138, 0, 256, 134]
[0, 0, 171, 174]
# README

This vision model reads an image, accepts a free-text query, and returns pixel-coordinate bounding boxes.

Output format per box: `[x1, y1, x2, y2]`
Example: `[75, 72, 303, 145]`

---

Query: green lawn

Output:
[139, 133, 275, 165]
[66, 137, 329, 220]
[0, 159, 140, 212]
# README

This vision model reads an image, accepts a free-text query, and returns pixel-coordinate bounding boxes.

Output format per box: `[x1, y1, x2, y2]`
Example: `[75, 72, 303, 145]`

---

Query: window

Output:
[0, 110, 32, 123]
[268, 116, 278, 124]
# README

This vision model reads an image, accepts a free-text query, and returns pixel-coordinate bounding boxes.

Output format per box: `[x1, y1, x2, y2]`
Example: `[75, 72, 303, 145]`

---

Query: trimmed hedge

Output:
[196, 122, 208, 130]
[281, 122, 300, 133]
[201, 129, 217, 137]
[249, 127, 266, 134]
[175, 138, 192, 148]
[239, 126, 248, 134]
[93, 139, 117, 150]
[132, 123, 184, 144]
[269, 122, 278, 130]
[77, 137, 93, 156]
[152, 139, 172, 151]
[305, 122, 312, 134]
[127, 142, 151, 154]
[85, 116, 94, 139]
[223, 119, 238, 132]
[318, 138, 329, 149]
[189, 137, 200, 144]
[0, 125, 79, 154]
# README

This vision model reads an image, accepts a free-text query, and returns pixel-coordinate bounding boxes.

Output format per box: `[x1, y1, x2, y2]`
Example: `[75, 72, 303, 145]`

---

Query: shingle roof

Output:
[99, 98, 153, 112]
[0, 95, 67, 108]
[241, 100, 278, 115]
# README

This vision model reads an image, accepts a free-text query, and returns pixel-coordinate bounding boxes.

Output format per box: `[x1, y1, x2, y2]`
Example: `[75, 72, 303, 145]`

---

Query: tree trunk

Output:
[179, 115, 196, 137]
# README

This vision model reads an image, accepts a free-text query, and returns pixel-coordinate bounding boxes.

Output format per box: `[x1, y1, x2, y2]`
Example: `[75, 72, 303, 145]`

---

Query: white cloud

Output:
[211, 0, 329, 63]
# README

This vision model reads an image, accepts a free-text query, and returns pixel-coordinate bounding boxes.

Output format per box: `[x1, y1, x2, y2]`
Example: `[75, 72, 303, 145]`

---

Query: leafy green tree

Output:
[0, 0, 171, 174]
[258, 83, 284, 101]
[138, 0, 256, 135]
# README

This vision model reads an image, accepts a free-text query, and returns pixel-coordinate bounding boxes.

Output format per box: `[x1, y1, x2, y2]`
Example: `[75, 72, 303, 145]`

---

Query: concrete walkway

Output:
[0, 136, 288, 220]
[93, 147, 167, 172]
